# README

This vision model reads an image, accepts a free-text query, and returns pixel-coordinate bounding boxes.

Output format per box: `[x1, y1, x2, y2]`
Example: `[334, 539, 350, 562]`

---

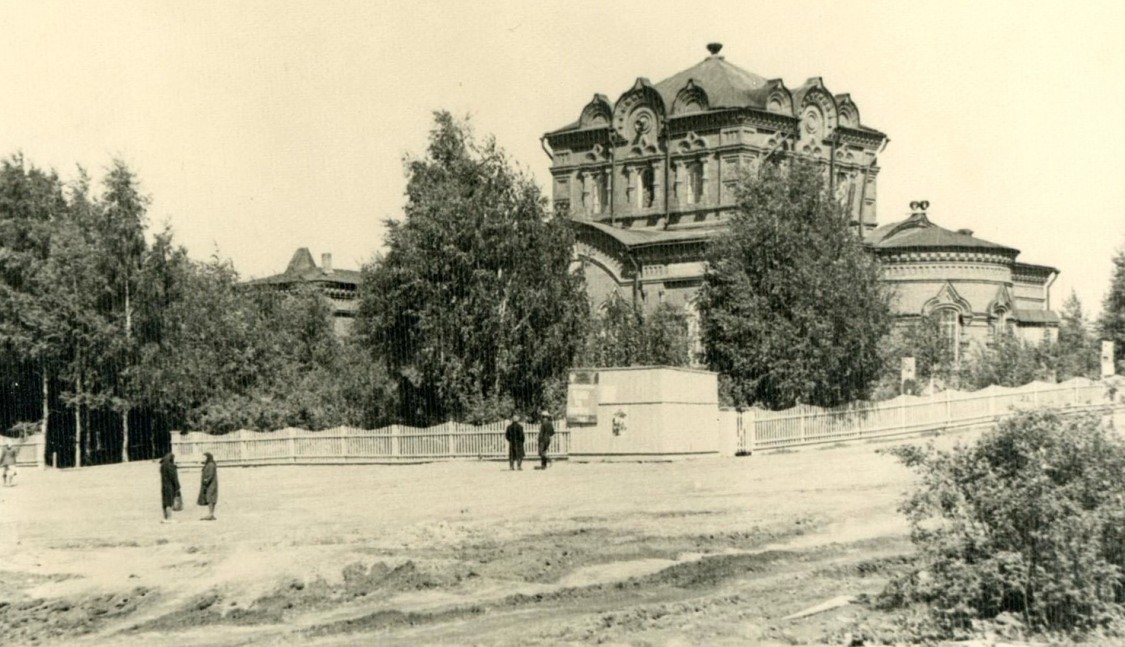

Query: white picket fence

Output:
[729, 377, 1122, 454]
[171, 420, 570, 466]
[9, 377, 1123, 468]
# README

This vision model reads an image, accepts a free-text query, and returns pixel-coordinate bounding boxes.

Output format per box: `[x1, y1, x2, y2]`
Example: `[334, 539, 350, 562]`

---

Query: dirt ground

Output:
[0, 428, 1022, 646]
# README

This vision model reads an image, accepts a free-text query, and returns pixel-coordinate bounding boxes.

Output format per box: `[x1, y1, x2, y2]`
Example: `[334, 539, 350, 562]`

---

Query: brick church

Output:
[542, 43, 1059, 358]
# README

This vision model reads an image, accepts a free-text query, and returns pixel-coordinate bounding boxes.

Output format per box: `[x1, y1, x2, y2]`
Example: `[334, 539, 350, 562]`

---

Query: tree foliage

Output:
[958, 333, 1052, 390]
[355, 112, 587, 424]
[887, 410, 1125, 635]
[1, 153, 398, 463]
[697, 160, 892, 409]
[874, 314, 959, 397]
[1051, 291, 1099, 380]
[579, 294, 693, 368]
[1102, 239, 1125, 373]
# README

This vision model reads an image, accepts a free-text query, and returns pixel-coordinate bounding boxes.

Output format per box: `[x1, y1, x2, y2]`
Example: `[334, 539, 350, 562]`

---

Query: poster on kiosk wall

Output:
[567, 370, 599, 425]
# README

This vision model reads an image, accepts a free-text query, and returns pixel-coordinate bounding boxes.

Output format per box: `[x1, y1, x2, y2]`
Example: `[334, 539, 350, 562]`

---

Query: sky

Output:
[1, 1, 1122, 316]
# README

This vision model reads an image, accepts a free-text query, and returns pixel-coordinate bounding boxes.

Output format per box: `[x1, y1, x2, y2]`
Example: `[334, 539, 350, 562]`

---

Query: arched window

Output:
[687, 160, 704, 205]
[991, 308, 1013, 339]
[594, 172, 608, 214]
[936, 307, 962, 364]
[641, 166, 655, 209]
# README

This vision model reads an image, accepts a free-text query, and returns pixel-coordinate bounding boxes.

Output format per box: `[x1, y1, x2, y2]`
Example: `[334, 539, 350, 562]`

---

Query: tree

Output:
[579, 295, 694, 368]
[1052, 291, 1098, 380]
[356, 112, 588, 424]
[93, 161, 149, 461]
[1101, 239, 1125, 373]
[641, 303, 693, 366]
[697, 160, 892, 409]
[579, 293, 644, 367]
[0, 156, 72, 467]
[871, 314, 959, 399]
[958, 333, 1050, 390]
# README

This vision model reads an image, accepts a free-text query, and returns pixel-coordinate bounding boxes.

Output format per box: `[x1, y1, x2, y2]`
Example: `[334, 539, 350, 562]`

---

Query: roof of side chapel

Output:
[866, 212, 1017, 254]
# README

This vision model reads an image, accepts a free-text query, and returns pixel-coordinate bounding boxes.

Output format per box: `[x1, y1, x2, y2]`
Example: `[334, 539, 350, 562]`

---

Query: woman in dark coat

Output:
[197, 452, 218, 521]
[160, 452, 181, 523]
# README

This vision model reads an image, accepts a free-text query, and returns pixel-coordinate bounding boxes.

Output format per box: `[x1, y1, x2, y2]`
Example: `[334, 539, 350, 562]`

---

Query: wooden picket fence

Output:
[8, 377, 1123, 467]
[729, 377, 1122, 454]
[170, 420, 570, 466]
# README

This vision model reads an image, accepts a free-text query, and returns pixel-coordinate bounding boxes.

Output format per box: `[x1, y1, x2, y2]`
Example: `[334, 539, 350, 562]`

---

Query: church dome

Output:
[653, 51, 774, 112]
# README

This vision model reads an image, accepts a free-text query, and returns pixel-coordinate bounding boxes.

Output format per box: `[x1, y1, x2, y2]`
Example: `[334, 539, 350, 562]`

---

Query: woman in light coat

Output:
[197, 452, 219, 520]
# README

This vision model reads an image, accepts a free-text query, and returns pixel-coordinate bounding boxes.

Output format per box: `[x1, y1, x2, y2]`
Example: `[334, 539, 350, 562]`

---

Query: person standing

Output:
[537, 411, 555, 470]
[159, 452, 181, 523]
[505, 414, 525, 471]
[1, 442, 17, 486]
[197, 452, 219, 521]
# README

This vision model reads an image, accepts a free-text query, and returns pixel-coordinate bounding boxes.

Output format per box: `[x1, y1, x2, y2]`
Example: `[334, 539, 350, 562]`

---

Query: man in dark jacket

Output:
[505, 415, 525, 471]
[537, 411, 555, 470]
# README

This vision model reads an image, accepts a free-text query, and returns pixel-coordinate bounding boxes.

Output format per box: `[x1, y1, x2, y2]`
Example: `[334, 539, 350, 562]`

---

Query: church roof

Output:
[547, 44, 886, 138]
[1013, 309, 1061, 325]
[577, 220, 721, 249]
[866, 212, 1018, 255]
[246, 248, 362, 287]
[652, 54, 772, 110]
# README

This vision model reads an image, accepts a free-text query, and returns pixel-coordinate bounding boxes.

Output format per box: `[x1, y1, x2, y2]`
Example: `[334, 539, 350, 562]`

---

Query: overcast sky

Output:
[1, 1, 1122, 316]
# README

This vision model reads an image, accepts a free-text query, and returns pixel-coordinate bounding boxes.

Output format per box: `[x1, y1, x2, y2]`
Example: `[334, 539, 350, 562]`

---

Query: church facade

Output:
[542, 44, 1059, 353]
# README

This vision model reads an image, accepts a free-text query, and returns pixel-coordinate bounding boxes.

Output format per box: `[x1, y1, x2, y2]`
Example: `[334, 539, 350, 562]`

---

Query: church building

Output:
[542, 43, 1059, 353]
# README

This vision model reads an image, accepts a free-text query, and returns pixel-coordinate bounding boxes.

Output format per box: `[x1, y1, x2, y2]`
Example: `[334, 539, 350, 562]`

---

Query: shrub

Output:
[887, 409, 1125, 636]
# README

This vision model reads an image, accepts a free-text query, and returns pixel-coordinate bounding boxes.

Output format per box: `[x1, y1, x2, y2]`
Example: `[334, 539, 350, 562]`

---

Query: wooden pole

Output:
[39, 368, 48, 470]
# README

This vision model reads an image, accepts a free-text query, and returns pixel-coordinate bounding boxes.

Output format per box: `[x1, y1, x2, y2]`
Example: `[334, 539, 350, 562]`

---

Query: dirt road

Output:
[1, 432, 977, 646]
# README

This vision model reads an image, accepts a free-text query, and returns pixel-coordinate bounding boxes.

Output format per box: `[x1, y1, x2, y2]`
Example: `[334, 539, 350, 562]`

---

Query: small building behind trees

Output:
[246, 248, 361, 336]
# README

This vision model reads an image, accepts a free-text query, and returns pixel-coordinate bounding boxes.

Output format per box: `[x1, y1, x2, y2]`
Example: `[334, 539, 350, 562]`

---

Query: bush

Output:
[887, 409, 1125, 636]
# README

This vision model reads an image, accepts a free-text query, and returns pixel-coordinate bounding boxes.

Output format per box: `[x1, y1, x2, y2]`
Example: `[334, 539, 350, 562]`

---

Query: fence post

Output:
[450, 424, 459, 457]
[239, 430, 247, 465]
[340, 428, 348, 462]
[289, 428, 296, 463]
[391, 425, 400, 458]
[747, 409, 756, 454]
